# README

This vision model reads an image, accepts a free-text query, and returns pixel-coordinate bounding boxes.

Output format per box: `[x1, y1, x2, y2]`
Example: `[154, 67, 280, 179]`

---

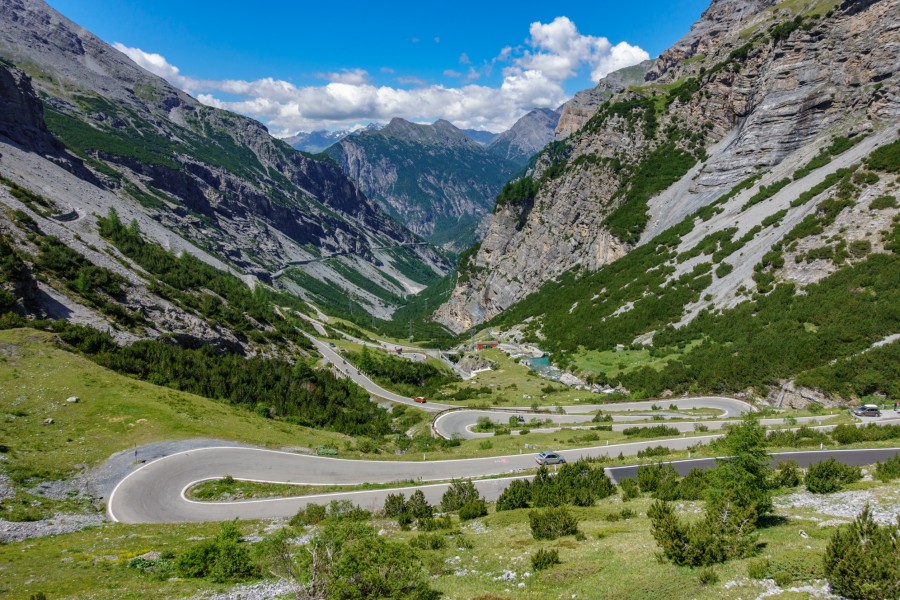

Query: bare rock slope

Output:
[436, 0, 900, 333]
[0, 0, 448, 321]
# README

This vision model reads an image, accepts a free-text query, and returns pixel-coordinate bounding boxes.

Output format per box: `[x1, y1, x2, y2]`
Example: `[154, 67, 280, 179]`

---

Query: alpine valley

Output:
[1, 0, 900, 599]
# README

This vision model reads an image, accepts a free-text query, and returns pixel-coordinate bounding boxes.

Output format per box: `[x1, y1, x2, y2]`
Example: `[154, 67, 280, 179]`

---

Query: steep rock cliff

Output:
[436, 0, 900, 333]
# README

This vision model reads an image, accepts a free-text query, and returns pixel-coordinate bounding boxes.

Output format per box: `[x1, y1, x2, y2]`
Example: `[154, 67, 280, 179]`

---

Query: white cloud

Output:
[315, 68, 370, 85]
[112, 17, 648, 134]
[515, 16, 649, 82]
[113, 43, 199, 91]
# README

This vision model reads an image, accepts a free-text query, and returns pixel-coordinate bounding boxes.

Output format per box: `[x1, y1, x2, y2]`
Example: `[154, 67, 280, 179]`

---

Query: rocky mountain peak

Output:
[487, 107, 561, 166]
[555, 60, 653, 139]
[380, 117, 473, 148]
[646, 0, 776, 82]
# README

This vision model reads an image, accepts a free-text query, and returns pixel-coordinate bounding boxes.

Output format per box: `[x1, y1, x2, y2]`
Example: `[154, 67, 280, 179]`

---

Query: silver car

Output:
[536, 451, 566, 465]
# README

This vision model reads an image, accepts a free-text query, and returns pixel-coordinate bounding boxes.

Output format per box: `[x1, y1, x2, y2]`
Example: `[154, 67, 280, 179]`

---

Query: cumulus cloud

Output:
[113, 43, 199, 91]
[515, 17, 649, 82]
[113, 17, 648, 134]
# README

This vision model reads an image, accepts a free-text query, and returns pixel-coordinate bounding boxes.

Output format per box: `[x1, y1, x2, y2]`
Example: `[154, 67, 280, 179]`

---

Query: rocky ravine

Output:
[436, 0, 900, 333]
[326, 118, 518, 251]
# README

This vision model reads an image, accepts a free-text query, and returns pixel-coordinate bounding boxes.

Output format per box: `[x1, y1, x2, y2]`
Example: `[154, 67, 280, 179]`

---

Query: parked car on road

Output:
[414, 396, 426, 403]
[852, 404, 881, 417]
[536, 451, 566, 465]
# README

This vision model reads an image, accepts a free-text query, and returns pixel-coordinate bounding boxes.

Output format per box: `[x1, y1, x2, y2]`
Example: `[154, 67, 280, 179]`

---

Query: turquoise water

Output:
[526, 355, 550, 368]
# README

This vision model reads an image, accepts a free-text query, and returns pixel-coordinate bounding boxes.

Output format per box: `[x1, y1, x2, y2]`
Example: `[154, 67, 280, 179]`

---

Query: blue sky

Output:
[48, 0, 709, 134]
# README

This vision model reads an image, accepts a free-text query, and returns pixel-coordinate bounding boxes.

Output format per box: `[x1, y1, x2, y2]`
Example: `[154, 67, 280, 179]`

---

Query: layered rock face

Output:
[436, 0, 900, 333]
[487, 108, 561, 166]
[0, 0, 448, 316]
[326, 118, 518, 251]
[554, 60, 653, 139]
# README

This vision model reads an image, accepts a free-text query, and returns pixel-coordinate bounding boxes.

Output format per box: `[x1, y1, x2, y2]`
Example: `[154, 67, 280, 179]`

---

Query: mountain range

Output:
[1, 0, 897, 405]
[0, 0, 450, 345]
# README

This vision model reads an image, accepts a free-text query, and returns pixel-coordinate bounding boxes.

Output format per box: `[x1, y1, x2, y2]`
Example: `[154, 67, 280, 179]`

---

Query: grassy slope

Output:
[4, 477, 898, 599]
[0, 328, 347, 482]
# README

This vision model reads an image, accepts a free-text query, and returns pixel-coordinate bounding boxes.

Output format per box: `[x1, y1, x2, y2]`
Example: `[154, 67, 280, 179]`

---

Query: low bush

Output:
[773, 460, 802, 488]
[623, 425, 680, 438]
[529, 506, 579, 540]
[605, 508, 637, 522]
[418, 515, 453, 531]
[175, 521, 257, 582]
[409, 533, 446, 550]
[869, 195, 897, 210]
[637, 445, 672, 459]
[697, 567, 719, 586]
[530, 461, 616, 508]
[832, 423, 900, 444]
[383, 493, 406, 518]
[636, 463, 679, 494]
[290, 503, 327, 527]
[619, 478, 640, 501]
[824, 504, 900, 599]
[874, 454, 900, 482]
[805, 458, 861, 494]
[441, 479, 482, 512]
[767, 426, 831, 448]
[407, 490, 434, 520]
[328, 500, 371, 521]
[459, 500, 488, 520]
[747, 558, 770, 580]
[496, 479, 531, 511]
[531, 548, 561, 571]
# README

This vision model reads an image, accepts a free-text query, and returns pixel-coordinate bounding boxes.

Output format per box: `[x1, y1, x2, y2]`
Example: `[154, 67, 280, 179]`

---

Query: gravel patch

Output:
[190, 580, 297, 600]
[26, 477, 89, 500]
[87, 438, 249, 502]
[754, 578, 836, 600]
[775, 490, 900, 524]
[0, 473, 14, 501]
[0, 512, 105, 543]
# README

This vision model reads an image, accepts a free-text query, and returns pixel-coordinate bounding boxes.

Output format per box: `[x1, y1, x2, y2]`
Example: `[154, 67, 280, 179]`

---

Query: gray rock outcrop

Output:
[487, 107, 561, 166]
[436, 0, 900, 333]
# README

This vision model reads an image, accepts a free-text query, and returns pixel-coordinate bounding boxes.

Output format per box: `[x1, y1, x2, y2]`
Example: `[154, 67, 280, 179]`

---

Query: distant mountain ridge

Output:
[325, 117, 519, 251]
[487, 107, 561, 166]
[285, 123, 383, 153]
[462, 128, 498, 145]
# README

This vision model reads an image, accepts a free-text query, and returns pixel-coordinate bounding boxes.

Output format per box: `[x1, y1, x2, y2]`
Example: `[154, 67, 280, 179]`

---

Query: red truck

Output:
[414, 396, 426, 403]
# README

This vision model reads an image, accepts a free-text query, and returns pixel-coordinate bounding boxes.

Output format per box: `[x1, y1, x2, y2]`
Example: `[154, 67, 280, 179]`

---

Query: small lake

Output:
[526, 355, 550, 368]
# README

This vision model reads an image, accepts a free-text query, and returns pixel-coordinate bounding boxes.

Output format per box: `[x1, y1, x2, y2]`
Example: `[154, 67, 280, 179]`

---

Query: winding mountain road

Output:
[107, 443, 900, 524]
[105, 332, 900, 524]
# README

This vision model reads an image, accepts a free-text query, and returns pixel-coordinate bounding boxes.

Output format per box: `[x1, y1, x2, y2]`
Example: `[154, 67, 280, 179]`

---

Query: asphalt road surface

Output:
[107, 439, 900, 524]
[106, 333, 900, 524]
